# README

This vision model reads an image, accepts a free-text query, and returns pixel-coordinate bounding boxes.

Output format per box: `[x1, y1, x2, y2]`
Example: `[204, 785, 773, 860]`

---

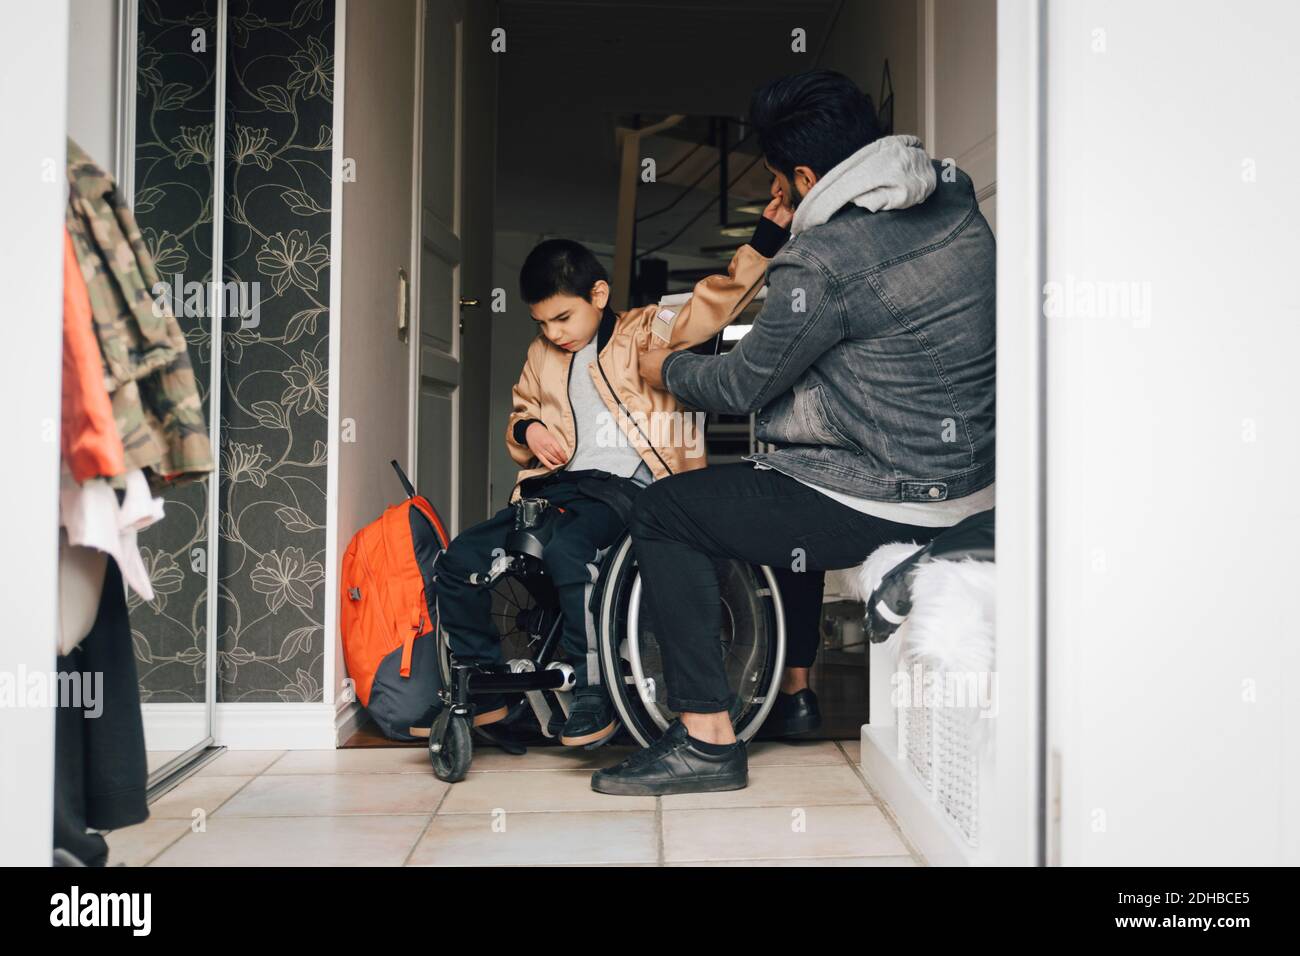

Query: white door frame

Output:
[0, 0, 71, 866]
[992, 0, 1047, 866]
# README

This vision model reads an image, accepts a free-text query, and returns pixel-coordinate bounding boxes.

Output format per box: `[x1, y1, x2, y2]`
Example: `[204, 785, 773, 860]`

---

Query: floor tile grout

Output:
[121, 741, 914, 867]
[834, 738, 926, 866]
[401, 778, 451, 867]
[141, 772, 263, 866]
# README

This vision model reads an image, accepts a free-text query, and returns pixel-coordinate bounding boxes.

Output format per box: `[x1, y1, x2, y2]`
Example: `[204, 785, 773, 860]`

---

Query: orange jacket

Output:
[504, 241, 770, 501]
[62, 228, 125, 482]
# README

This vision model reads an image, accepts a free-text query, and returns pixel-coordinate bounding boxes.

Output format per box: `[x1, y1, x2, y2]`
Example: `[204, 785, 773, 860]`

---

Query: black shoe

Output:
[591, 721, 747, 796]
[471, 693, 509, 727]
[560, 688, 618, 747]
[756, 688, 822, 738]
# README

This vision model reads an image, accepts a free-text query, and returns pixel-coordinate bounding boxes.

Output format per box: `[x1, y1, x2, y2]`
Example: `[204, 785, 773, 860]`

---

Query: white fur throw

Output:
[853, 545, 996, 675]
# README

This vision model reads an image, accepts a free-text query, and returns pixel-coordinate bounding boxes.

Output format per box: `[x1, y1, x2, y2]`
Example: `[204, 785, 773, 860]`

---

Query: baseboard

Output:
[214, 702, 339, 750]
[860, 723, 989, 866]
[141, 703, 207, 752]
[334, 699, 365, 746]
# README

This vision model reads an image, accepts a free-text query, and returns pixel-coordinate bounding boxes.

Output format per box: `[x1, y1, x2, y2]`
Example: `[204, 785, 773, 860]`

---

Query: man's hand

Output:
[640, 348, 672, 390]
[764, 183, 794, 229]
[525, 422, 568, 469]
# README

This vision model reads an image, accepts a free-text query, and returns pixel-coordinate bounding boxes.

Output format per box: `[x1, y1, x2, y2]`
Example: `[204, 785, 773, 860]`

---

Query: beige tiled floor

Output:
[106, 739, 922, 867]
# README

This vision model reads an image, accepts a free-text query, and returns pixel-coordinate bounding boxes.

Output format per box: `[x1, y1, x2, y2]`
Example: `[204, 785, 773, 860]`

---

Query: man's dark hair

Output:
[518, 238, 608, 304]
[749, 70, 882, 182]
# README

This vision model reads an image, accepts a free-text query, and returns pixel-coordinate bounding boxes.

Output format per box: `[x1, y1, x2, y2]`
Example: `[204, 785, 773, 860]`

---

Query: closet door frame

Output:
[114, 0, 227, 787]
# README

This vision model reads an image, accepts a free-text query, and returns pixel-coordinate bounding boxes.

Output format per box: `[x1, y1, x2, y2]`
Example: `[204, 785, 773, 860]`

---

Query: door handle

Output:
[458, 296, 481, 334]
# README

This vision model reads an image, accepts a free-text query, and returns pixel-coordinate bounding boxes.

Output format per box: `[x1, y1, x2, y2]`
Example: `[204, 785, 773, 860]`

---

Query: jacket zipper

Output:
[595, 354, 673, 476]
[562, 350, 579, 472]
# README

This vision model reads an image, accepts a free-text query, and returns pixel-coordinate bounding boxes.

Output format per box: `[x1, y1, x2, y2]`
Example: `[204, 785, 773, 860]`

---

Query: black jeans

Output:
[434, 475, 625, 690]
[629, 462, 942, 714]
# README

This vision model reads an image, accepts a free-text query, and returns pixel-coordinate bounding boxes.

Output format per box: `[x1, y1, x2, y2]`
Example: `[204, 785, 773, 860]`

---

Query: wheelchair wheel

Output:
[596, 535, 785, 747]
[429, 714, 471, 782]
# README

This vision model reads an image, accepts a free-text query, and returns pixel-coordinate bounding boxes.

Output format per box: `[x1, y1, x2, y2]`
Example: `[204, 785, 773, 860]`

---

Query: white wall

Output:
[331, 0, 418, 715]
[1043, 0, 1299, 864]
[66, 0, 121, 175]
[0, 0, 70, 866]
[819, 0, 920, 137]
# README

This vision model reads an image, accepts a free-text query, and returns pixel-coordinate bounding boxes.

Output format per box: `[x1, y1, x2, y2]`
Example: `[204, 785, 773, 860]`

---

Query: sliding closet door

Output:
[216, 0, 336, 707]
[130, 0, 222, 771]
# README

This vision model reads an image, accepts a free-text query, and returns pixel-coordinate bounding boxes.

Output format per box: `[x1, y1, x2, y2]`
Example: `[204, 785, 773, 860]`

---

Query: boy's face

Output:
[529, 280, 609, 352]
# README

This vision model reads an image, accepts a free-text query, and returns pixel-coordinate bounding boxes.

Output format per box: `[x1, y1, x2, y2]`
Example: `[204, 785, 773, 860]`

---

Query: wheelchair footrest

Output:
[466, 666, 570, 694]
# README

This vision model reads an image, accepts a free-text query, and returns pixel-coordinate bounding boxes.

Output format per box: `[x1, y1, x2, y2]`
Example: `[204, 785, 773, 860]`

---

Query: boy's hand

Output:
[526, 422, 568, 469]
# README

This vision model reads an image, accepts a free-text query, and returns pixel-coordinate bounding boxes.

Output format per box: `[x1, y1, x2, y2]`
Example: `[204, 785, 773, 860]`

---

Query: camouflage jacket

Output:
[65, 139, 212, 490]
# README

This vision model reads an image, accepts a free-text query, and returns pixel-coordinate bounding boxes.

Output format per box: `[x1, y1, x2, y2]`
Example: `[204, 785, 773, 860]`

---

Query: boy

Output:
[433, 200, 791, 747]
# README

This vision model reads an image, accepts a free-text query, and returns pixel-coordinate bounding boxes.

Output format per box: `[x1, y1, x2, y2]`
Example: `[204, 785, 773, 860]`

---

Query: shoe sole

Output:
[473, 705, 509, 727]
[561, 719, 617, 747]
[756, 713, 822, 739]
[591, 772, 748, 797]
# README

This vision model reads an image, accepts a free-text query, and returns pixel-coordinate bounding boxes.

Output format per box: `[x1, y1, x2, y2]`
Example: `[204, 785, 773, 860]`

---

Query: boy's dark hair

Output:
[749, 70, 882, 182]
[518, 238, 608, 304]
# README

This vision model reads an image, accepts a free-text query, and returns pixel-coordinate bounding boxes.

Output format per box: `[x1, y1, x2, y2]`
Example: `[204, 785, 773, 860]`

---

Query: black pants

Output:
[435, 476, 625, 690]
[54, 559, 149, 865]
[630, 463, 942, 714]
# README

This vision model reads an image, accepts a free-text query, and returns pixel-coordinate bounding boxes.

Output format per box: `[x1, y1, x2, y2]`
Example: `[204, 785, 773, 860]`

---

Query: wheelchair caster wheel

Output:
[430, 714, 472, 782]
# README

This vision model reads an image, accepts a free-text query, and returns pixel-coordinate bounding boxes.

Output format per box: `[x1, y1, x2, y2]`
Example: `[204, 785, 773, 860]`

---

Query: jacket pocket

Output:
[803, 384, 865, 456]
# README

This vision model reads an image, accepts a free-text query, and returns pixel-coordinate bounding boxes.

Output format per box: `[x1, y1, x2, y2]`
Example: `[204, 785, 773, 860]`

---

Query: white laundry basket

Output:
[895, 660, 983, 846]
[858, 546, 997, 862]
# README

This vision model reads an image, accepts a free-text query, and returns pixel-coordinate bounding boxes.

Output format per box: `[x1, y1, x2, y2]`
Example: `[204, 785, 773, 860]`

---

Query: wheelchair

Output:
[427, 491, 787, 782]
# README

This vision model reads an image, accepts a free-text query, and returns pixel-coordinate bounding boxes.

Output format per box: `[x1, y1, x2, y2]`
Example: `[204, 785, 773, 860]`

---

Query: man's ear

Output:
[793, 165, 819, 198]
[590, 280, 610, 310]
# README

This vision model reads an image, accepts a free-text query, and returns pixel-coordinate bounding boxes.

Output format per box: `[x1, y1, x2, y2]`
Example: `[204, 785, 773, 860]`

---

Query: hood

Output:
[790, 134, 937, 237]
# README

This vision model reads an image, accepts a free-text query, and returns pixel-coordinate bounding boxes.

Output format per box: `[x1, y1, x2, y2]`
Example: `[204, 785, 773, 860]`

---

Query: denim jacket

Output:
[661, 161, 996, 503]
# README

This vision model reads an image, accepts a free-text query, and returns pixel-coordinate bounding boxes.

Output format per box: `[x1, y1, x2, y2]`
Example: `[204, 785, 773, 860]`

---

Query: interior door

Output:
[413, 0, 463, 531]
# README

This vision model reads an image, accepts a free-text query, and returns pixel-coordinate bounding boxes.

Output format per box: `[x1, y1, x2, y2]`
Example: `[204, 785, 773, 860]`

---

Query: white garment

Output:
[792, 474, 995, 529]
[790, 134, 937, 237]
[60, 468, 165, 601]
[563, 338, 654, 486]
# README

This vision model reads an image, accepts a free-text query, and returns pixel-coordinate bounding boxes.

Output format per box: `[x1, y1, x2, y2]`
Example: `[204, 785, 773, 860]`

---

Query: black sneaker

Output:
[471, 693, 509, 727]
[590, 720, 747, 796]
[560, 687, 618, 747]
[756, 688, 822, 738]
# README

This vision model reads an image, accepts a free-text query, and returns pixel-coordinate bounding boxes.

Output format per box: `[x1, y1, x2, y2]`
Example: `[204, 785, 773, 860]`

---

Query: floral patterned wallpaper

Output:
[131, 0, 335, 705]
[218, 0, 335, 702]
[132, 0, 219, 704]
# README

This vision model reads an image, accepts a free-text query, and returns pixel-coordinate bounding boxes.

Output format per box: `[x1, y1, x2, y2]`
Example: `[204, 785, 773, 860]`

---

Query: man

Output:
[591, 70, 996, 796]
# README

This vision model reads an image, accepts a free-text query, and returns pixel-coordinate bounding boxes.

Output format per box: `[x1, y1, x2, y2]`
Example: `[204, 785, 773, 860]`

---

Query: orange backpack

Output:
[339, 462, 450, 740]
